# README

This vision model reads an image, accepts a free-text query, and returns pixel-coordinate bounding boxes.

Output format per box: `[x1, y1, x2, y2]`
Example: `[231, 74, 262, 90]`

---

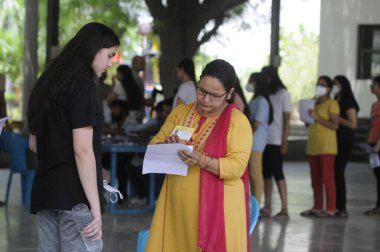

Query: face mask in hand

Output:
[315, 85, 327, 97]
[245, 83, 254, 93]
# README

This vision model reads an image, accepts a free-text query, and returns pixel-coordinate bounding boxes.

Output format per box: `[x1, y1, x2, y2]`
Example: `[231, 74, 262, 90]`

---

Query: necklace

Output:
[184, 104, 219, 150]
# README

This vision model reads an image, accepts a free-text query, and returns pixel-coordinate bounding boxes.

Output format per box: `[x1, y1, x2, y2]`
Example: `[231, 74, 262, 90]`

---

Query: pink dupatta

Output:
[197, 104, 250, 252]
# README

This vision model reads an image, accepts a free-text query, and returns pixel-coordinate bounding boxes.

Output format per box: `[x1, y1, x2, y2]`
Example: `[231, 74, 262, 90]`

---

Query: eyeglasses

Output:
[196, 86, 228, 102]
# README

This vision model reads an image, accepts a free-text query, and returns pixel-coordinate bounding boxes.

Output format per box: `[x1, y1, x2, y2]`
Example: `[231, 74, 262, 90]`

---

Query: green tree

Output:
[145, 0, 251, 97]
[58, 0, 145, 55]
[0, 0, 24, 85]
[279, 25, 319, 119]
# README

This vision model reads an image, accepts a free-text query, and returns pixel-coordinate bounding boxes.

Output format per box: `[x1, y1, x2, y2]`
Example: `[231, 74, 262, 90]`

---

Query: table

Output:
[102, 143, 155, 214]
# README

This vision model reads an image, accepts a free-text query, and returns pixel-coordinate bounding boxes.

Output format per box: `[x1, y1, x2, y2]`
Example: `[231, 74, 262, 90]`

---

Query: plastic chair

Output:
[136, 229, 150, 252]
[249, 195, 260, 235]
[0, 132, 36, 208]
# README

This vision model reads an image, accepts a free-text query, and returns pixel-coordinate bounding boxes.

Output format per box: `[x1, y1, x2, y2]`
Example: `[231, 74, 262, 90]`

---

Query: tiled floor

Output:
[0, 161, 379, 252]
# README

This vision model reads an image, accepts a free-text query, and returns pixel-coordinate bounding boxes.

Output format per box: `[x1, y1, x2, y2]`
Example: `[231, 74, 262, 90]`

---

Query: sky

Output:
[200, 0, 321, 76]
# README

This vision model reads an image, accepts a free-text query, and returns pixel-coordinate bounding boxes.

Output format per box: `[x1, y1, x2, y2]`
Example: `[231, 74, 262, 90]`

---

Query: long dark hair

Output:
[233, 77, 249, 117]
[177, 58, 196, 84]
[200, 59, 236, 103]
[28, 22, 120, 135]
[250, 72, 274, 124]
[261, 65, 287, 94]
[333, 75, 360, 112]
[117, 65, 145, 111]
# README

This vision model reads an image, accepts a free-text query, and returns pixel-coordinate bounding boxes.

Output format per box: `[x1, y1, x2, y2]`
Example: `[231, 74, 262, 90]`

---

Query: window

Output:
[357, 25, 380, 79]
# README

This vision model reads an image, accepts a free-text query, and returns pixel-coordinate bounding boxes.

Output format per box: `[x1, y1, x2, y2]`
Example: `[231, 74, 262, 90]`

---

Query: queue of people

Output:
[242, 67, 380, 220]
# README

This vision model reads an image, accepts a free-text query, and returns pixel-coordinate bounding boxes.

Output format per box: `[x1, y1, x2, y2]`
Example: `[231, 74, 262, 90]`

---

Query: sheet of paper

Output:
[142, 143, 193, 176]
[357, 143, 373, 153]
[0, 117, 7, 134]
[170, 125, 195, 141]
[299, 99, 315, 124]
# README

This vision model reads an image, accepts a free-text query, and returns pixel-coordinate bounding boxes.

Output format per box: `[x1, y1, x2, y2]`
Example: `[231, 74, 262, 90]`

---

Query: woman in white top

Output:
[172, 58, 196, 107]
[260, 65, 292, 219]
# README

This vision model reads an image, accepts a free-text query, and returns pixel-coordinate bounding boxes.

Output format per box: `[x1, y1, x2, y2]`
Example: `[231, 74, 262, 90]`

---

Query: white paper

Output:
[356, 143, 380, 169]
[0, 117, 7, 134]
[299, 99, 315, 124]
[142, 143, 193, 176]
[369, 153, 380, 169]
[357, 143, 373, 153]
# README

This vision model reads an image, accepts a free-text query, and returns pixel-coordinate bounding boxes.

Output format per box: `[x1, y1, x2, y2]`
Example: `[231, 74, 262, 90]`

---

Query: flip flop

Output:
[335, 210, 349, 218]
[260, 208, 271, 218]
[274, 211, 289, 219]
[316, 211, 335, 218]
[363, 207, 380, 216]
[300, 209, 319, 217]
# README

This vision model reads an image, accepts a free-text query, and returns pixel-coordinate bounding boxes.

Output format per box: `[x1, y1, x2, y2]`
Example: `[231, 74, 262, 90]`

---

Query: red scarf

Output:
[197, 104, 250, 252]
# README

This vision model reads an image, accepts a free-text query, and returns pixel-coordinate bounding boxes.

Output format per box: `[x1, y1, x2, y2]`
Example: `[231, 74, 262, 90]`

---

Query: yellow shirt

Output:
[306, 98, 339, 155]
[146, 103, 252, 252]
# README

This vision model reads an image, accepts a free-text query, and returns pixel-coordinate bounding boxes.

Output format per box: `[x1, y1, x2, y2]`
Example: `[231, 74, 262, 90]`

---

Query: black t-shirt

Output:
[31, 77, 105, 214]
[337, 98, 357, 140]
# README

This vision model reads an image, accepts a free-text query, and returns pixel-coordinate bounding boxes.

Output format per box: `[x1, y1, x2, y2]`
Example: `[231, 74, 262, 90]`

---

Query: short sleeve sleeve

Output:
[282, 90, 292, 112]
[254, 97, 269, 123]
[68, 79, 97, 129]
[330, 100, 340, 115]
[346, 98, 358, 111]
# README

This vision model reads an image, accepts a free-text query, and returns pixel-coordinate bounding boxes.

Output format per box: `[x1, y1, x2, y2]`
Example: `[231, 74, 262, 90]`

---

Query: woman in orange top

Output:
[301, 76, 340, 217]
[364, 76, 380, 216]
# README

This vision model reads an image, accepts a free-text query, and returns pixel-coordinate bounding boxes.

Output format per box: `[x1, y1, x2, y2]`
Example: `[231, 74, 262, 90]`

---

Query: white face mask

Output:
[330, 85, 339, 98]
[245, 83, 254, 93]
[315, 85, 327, 97]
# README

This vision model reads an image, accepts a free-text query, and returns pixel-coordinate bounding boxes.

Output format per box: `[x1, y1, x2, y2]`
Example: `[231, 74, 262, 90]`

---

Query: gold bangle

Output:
[200, 154, 207, 167]
[205, 158, 214, 169]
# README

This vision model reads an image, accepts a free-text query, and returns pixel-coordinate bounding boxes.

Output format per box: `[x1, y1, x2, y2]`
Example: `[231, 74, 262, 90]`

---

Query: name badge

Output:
[171, 125, 195, 141]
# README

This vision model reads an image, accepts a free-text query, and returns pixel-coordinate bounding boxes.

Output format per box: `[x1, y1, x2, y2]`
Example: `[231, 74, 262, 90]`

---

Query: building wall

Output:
[319, 0, 380, 117]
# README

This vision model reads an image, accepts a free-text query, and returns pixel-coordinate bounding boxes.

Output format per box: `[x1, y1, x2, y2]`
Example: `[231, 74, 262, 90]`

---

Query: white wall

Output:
[319, 0, 380, 117]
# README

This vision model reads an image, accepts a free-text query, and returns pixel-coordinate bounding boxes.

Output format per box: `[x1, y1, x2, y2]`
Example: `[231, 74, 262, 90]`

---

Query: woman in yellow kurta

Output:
[301, 75, 339, 218]
[146, 59, 252, 252]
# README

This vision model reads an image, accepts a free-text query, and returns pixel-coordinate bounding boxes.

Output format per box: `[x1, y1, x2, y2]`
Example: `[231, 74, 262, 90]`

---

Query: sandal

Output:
[274, 211, 289, 220]
[260, 208, 271, 218]
[316, 210, 335, 218]
[300, 209, 319, 217]
[335, 210, 349, 218]
[363, 207, 380, 216]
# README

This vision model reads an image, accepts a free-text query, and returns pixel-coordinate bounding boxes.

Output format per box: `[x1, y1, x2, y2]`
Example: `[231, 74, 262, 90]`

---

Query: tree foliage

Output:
[279, 25, 319, 119]
[145, 0, 250, 97]
[58, 0, 145, 54]
[0, 0, 24, 84]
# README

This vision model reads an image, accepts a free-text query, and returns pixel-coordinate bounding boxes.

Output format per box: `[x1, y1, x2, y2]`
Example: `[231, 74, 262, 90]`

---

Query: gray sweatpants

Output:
[36, 209, 102, 252]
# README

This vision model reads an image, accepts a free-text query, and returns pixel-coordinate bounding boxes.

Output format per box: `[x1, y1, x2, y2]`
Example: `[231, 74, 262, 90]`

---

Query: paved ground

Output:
[0, 161, 379, 252]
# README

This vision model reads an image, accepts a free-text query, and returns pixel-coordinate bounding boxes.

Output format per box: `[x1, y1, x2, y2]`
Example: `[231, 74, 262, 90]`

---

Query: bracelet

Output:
[199, 154, 207, 167]
[205, 157, 214, 169]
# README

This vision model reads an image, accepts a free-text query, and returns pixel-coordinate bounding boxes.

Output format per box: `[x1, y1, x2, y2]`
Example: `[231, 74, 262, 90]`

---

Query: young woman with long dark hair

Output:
[246, 72, 273, 205]
[28, 22, 119, 251]
[332, 75, 360, 217]
[260, 66, 292, 218]
[116, 64, 145, 123]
